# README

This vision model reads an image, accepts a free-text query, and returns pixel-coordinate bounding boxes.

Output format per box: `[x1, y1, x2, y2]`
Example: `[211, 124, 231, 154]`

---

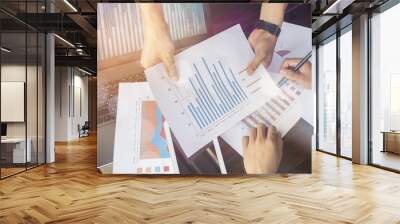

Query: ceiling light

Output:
[63, 0, 78, 12]
[78, 67, 93, 76]
[1, 47, 11, 53]
[54, 34, 75, 48]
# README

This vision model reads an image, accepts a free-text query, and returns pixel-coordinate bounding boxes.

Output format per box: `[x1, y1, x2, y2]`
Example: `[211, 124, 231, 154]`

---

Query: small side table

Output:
[381, 131, 400, 154]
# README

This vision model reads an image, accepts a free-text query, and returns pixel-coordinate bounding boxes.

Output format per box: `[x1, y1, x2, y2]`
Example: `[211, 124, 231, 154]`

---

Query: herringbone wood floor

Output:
[1, 135, 400, 224]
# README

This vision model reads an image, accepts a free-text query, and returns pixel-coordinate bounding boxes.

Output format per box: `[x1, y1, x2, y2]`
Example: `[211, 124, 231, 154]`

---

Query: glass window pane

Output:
[27, 0, 39, 169]
[27, 31, 38, 169]
[312, 45, 317, 150]
[340, 29, 352, 158]
[318, 37, 337, 154]
[1, 31, 27, 177]
[38, 33, 46, 165]
[371, 4, 400, 171]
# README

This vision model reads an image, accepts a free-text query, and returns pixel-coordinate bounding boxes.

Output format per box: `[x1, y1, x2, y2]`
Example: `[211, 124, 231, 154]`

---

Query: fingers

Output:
[280, 58, 313, 89]
[242, 136, 250, 153]
[250, 127, 257, 142]
[280, 58, 301, 81]
[247, 52, 265, 75]
[267, 126, 278, 143]
[280, 58, 303, 81]
[160, 52, 179, 81]
[280, 69, 300, 82]
[276, 131, 283, 149]
[302, 61, 312, 73]
[280, 58, 300, 70]
[256, 123, 266, 141]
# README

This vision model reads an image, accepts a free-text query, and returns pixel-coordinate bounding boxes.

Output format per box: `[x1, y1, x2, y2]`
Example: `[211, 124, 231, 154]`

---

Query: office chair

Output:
[79, 121, 90, 138]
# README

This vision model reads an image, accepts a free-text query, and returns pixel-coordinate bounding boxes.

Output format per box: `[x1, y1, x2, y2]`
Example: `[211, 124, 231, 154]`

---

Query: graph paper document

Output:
[221, 78, 304, 155]
[221, 22, 312, 155]
[145, 24, 281, 157]
[113, 82, 179, 174]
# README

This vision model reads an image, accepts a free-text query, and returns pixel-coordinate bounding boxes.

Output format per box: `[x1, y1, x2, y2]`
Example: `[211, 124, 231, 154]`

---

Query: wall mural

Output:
[97, 3, 313, 175]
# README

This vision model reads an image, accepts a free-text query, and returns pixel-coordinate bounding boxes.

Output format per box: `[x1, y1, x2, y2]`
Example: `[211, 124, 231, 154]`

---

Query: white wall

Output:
[1, 65, 37, 138]
[1, 63, 46, 163]
[55, 67, 69, 141]
[55, 67, 89, 141]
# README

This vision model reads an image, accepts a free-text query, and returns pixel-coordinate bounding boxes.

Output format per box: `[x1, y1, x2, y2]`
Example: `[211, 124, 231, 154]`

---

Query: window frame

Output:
[315, 23, 353, 160]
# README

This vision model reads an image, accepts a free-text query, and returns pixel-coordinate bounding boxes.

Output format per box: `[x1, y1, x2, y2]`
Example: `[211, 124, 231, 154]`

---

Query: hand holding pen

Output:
[279, 51, 312, 89]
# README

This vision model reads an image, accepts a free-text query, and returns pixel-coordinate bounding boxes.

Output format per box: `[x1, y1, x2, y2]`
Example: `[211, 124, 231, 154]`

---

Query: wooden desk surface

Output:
[1, 138, 26, 144]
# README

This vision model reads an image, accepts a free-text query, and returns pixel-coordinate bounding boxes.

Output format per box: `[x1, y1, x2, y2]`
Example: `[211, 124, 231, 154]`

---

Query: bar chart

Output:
[221, 78, 304, 156]
[244, 78, 303, 130]
[146, 24, 280, 156]
[186, 58, 248, 129]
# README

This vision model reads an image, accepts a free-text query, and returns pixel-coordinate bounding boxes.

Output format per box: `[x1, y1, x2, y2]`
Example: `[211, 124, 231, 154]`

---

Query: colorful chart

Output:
[140, 101, 170, 159]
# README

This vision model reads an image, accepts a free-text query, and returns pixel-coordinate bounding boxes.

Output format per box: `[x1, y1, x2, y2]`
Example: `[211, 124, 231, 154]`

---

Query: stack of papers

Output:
[113, 22, 312, 173]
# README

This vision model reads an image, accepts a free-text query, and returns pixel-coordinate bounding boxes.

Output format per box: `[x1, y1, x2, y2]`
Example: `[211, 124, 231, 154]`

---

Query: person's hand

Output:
[243, 124, 283, 174]
[280, 59, 312, 89]
[140, 4, 178, 81]
[247, 29, 278, 75]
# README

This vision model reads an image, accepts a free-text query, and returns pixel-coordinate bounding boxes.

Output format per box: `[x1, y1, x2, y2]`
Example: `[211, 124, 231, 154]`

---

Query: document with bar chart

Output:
[221, 22, 312, 156]
[113, 82, 179, 174]
[221, 77, 304, 155]
[145, 24, 282, 157]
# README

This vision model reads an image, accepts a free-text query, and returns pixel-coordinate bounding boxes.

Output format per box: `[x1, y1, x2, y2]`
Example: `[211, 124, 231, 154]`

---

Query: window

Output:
[339, 28, 352, 158]
[0, 1, 47, 179]
[317, 37, 337, 154]
[390, 74, 400, 130]
[370, 3, 400, 171]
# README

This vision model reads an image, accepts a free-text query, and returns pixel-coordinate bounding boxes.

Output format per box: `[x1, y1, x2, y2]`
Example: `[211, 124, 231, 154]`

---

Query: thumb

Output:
[161, 53, 179, 81]
[247, 52, 265, 75]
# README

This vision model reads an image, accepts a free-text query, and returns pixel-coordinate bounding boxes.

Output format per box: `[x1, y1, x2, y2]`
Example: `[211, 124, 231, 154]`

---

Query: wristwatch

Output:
[254, 20, 281, 37]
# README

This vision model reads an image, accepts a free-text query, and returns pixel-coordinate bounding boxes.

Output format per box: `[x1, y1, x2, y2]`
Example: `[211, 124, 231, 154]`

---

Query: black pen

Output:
[292, 51, 312, 72]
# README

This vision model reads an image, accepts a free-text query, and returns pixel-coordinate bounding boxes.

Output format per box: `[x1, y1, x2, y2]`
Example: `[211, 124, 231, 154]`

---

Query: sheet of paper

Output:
[221, 78, 303, 155]
[274, 22, 312, 56]
[275, 23, 314, 126]
[221, 22, 312, 155]
[145, 24, 282, 157]
[113, 82, 178, 174]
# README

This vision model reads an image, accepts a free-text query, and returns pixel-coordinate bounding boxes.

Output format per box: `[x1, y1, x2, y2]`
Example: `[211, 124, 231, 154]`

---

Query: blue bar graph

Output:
[187, 58, 248, 129]
[202, 58, 232, 111]
[212, 64, 236, 108]
[189, 77, 212, 122]
[188, 103, 204, 128]
[212, 85, 228, 114]
[212, 70, 234, 110]
[195, 96, 211, 125]
[228, 67, 247, 99]
[219, 62, 242, 104]
[193, 64, 222, 118]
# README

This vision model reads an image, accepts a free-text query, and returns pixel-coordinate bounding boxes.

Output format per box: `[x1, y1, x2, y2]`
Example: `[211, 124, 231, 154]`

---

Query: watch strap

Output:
[254, 20, 281, 37]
